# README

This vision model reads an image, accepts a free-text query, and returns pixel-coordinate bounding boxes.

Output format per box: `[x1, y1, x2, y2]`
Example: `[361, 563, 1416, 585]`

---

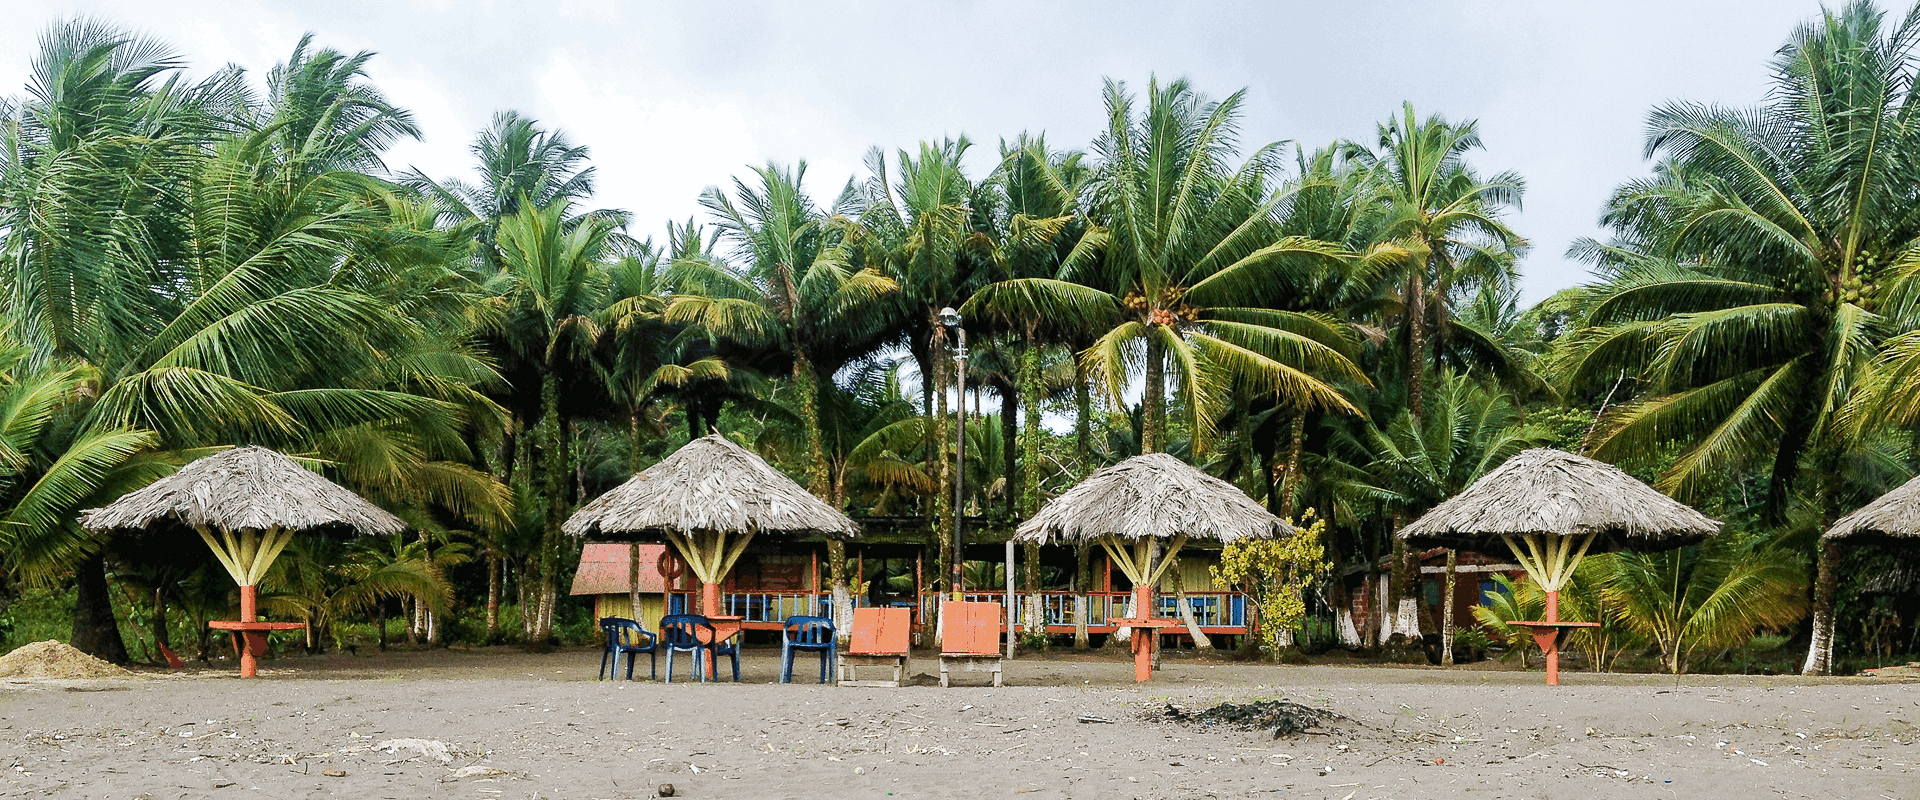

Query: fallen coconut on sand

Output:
[0, 640, 133, 679]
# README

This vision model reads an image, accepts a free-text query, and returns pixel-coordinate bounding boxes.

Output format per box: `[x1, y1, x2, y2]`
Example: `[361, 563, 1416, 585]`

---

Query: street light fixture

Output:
[940, 307, 965, 601]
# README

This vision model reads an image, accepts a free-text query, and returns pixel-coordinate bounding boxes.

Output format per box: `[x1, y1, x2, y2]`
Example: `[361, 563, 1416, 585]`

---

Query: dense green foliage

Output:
[3, 3, 1919, 673]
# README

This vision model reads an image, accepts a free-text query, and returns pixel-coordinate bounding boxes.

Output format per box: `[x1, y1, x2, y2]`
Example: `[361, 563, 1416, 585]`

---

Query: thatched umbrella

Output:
[1016, 453, 1292, 681]
[1805, 474, 1920, 674]
[563, 434, 858, 619]
[1399, 448, 1720, 684]
[82, 446, 405, 677]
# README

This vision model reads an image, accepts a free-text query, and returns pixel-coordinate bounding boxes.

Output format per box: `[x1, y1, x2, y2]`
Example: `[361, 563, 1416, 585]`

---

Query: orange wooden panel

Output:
[850, 607, 911, 655]
[940, 601, 1002, 656]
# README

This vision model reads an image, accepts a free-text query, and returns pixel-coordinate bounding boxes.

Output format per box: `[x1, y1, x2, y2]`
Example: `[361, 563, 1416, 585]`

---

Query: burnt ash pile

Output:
[1161, 701, 1348, 738]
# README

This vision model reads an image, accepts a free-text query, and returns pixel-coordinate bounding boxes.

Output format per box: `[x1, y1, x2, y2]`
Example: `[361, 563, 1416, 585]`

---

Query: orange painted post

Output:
[1544, 589, 1560, 687]
[238, 585, 259, 678]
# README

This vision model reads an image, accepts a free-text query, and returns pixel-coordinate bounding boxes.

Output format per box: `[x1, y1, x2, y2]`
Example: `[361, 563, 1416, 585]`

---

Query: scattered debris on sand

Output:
[377, 738, 459, 763]
[0, 640, 132, 679]
[1161, 700, 1348, 738]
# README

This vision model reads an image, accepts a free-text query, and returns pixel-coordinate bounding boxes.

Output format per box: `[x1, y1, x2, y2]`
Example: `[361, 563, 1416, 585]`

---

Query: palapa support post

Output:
[200, 525, 307, 677]
[1500, 531, 1597, 686]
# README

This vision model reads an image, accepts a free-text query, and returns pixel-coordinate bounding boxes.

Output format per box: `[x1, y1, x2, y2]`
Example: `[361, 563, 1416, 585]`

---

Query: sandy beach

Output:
[1, 647, 1915, 799]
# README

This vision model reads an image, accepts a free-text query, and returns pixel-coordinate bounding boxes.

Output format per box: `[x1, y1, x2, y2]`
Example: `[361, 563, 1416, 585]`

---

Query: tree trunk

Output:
[1143, 333, 1166, 454]
[795, 354, 828, 496]
[486, 555, 502, 642]
[931, 321, 953, 603]
[378, 601, 389, 652]
[828, 539, 852, 642]
[151, 578, 171, 654]
[1406, 270, 1427, 421]
[1802, 541, 1841, 675]
[1279, 413, 1305, 516]
[1173, 567, 1213, 651]
[1396, 547, 1422, 638]
[1073, 542, 1091, 650]
[70, 553, 129, 665]
[535, 370, 569, 645]
[1001, 382, 1019, 520]
[1073, 353, 1093, 475]
[1441, 548, 1457, 666]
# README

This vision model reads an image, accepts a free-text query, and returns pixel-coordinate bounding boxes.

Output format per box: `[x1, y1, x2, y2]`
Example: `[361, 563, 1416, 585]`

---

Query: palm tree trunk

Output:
[795, 353, 828, 495]
[932, 323, 953, 593]
[485, 555, 502, 642]
[828, 538, 852, 641]
[1143, 334, 1166, 454]
[1001, 389, 1019, 519]
[1073, 542, 1091, 650]
[1073, 353, 1093, 475]
[1406, 270, 1427, 421]
[1280, 413, 1305, 516]
[71, 553, 129, 664]
[536, 370, 568, 645]
[1174, 567, 1213, 651]
[1802, 541, 1842, 675]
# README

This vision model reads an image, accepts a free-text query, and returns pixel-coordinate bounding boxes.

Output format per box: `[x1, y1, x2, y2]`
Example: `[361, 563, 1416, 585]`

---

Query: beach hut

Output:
[563, 434, 858, 624]
[1805, 474, 1920, 674]
[80, 446, 405, 677]
[1016, 453, 1291, 681]
[1399, 448, 1720, 685]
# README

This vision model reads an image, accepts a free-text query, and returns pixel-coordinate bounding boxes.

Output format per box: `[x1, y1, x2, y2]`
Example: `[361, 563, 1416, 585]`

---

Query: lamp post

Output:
[940, 307, 966, 601]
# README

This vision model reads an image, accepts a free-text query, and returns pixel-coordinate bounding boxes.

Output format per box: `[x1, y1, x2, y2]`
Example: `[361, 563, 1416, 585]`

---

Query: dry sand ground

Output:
[1, 646, 1916, 799]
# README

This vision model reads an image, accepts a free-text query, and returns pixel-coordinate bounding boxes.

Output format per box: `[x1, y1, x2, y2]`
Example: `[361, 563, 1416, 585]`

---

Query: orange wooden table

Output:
[1109, 617, 1180, 682]
[208, 586, 303, 677]
[1509, 589, 1599, 685]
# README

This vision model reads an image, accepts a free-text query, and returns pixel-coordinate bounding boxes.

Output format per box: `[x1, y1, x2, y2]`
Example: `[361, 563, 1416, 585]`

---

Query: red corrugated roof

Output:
[569, 543, 672, 595]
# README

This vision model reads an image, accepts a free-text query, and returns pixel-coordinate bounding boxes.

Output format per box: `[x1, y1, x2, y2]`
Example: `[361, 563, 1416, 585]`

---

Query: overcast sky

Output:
[0, 1, 1889, 303]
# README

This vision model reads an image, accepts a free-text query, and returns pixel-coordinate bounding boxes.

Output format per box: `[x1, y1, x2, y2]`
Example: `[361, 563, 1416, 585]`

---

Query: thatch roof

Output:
[1826, 475, 1920, 545]
[562, 434, 858, 540]
[1014, 453, 1292, 545]
[81, 446, 405, 536]
[1398, 448, 1719, 551]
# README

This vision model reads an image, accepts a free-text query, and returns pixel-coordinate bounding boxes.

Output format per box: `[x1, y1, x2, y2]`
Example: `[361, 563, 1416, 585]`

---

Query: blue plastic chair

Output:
[659, 614, 741, 683]
[780, 615, 836, 684]
[598, 617, 658, 681]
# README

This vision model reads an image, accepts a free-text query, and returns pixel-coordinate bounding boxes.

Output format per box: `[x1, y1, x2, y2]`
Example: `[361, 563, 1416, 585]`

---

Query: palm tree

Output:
[667, 161, 896, 629]
[488, 199, 621, 643]
[1558, 1, 1920, 673]
[1075, 78, 1367, 453]
[846, 138, 988, 596]
[1599, 534, 1808, 674]
[0, 23, 485, 659]
[402, 110, 625, 268]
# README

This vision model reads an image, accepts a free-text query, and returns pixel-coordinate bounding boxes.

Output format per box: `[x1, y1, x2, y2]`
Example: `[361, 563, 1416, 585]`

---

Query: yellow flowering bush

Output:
[1212, 509, 1333, 656]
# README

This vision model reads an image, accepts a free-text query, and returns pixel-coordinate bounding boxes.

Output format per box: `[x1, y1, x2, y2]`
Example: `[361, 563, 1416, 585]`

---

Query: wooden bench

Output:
[938, 600, 1004, 687]
[838, 607, 911, 688]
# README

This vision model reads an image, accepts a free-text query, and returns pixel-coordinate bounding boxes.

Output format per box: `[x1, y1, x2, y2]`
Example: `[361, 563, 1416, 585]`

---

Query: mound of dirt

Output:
[1161, 700, 1348, 738]
[0, 640, 132, 679]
